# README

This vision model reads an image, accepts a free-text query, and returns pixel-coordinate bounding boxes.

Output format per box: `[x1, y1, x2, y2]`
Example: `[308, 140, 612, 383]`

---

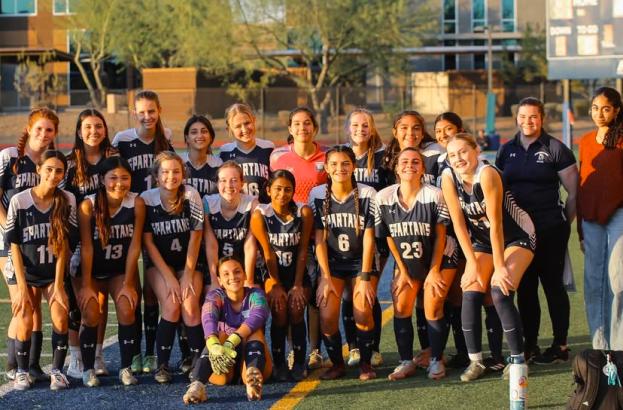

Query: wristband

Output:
[359, 271, 372, 281]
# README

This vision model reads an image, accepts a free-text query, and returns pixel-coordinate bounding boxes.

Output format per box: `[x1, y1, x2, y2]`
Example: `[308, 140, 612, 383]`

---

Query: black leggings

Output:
[517, 222, 570, 348]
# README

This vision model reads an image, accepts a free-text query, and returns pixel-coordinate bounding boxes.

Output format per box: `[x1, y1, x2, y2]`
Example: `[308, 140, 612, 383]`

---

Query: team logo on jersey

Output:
[510, 153, 516, 158]
[315, 162, 324, 172]
[534, 151, 550, 163]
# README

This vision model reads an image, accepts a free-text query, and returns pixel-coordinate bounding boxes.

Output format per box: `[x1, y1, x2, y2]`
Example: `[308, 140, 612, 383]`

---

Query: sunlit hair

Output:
[448, 132, 479, 150]
[134, 90, 170, 155]
[68, 109, 117, 190]
[94, 157, 132, 247]
[345, 108, 383, 174]
[592, 87, 623, 148]
[225, 103, 256, 139]
[434, 112, 464, 132]
[151, 151, 186, 214]
[383, 110, 435, 173]
[322, 145, 360, 240]
[183, 115, 216, 154]
[217, 160, 244, 181]
[38, 150, 69, 257]
[13, 108, 58, 174]
[287, 106, 319, 144]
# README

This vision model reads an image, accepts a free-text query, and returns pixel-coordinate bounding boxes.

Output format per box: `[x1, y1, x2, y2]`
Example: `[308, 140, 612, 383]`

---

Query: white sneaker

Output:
[50, 370, 70, 390]
[66, 356, 83, 379]
[347, 348, 360, 367]
[82, 369, 100, 387]
[118, 367, 138, 386]
[14, 370, 31, 390]
[388, 360, 417, 381]
[427, 358, 446, 380]
[371, 351, 384, 367]
[94, 356, 109, 376]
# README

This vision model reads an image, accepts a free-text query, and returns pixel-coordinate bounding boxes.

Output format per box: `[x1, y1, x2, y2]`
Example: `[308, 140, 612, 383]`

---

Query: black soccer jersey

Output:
[141, 186, 204, 270]
[181, 153, 222, 197]
[376, 184, 449, 280]
[309, 183, 377, 273]
[112, 128, 174, 193]
[350, 146, 388, 192]
[420, 141, 443, 186]
[256, 203, 304, 283]
[218, 139, 274, 202]
[443, 161, 536, 250]
[203, 193, 255, 261]
[87, 192, 137, 279]
[0, 147, 40, 210]
[4, 189, 78, 287]
[64, 157, 105, 204]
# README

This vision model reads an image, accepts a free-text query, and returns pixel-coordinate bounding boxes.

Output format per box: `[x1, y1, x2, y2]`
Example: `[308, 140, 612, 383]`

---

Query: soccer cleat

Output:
[183, 380, 208, 404]
[358, 363, 377, 381]
[320, 363, 346, 380]
[388, 360, 417, 381]
[446, 352, 470, 369]
[483, 356, 506, 373]
[94, 356, 109, 376]
[49, 369, 70, 390]
[307, 349, 324, 370]
[427, 358, 446, 380]
[6, 368, 16, 381]
[29, 363, 50, 382]
[287, 350, 295, 371]
[82, 369, 100, 388]
[347, 348, 361, 367]
[143, 355, 157, 374]
[67, 356, 83, 379]
[245, 366, 263, 401]
[533, 345, 570, 365]
[14, 370, 31, 391]
[524, 345, 541, 364]
[460, 360, 486, 382]
[155, 364, 173, 384]
[290, 362, 308, 382]
[272, 363, 290, 382]
[130, 354, 143, 374]
[177, 356, 193, 375]
[413, 347, 432, 369]
[119, 367, 138, 386]
[371, 351, 384, 367]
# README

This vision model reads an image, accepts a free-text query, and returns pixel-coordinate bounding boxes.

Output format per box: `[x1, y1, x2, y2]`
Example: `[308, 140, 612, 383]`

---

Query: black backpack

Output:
[567, 349, 623, 410]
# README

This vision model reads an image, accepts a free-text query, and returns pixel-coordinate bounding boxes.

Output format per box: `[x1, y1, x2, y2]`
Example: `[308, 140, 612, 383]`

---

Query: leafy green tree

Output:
[501, 23, 547, 84]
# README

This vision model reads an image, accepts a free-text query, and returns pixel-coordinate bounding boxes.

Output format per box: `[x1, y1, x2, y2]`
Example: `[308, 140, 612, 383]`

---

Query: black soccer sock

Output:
[415, 307, 430, 350]
[291, 320, 307, 366]
[7, 337, 17, 370]
[341, 300, 357, 350]
[427, 318, 448, 361]
[491, 287, 524, 356]
[29, 330, 43, 367]
[191, 348, 212, 384]
[177, 323, 191, 359]
[245, 340, 266, 372]
[134, 304, 142, 357]
[68, 308, 81, 332]
[15, 339, 31, 372]
[484, 304, 504, 359]
[393, 316, 414, 361]
[118, 323, 139, 368]
[144, 304, 159, 356]
[270, 323, 287, 367]
[372, 298, 382, 352]
[185, 324, 204, 364]
[356, 328, 374, 365]
[51, 331, 68, 372]
[450, 304, 468, 355]
[155, 318, 177, 367]
[461, 291, 484, 356]
[79, 325, 97, 371]
[322, 332, 344, 366]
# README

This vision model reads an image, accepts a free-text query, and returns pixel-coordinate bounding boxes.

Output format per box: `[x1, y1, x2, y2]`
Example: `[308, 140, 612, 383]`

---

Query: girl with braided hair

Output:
[578, 86, 623, 350]
[1, 108, 58, 383]
[308, 146, 378, 381]
[5, 150, 78, 391]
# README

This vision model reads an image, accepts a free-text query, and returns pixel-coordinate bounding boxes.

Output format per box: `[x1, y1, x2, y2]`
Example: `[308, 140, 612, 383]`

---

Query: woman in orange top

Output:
[578, 86, 623, 350]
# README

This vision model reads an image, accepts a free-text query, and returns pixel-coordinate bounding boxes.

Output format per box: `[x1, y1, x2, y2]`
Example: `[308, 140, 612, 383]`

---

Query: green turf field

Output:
[0, 225, 590, 408]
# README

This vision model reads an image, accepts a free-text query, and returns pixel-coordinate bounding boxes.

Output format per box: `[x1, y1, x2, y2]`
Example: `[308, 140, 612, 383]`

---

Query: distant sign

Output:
[547, 0, 623, 79]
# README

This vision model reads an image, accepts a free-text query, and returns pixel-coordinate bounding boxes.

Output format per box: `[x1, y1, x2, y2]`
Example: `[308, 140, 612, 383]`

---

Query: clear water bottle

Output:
[509, 355, 528, 409]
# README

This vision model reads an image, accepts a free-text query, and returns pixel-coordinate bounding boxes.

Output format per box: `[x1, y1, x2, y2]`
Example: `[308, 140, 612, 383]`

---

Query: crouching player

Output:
[183, 257, 272, 404]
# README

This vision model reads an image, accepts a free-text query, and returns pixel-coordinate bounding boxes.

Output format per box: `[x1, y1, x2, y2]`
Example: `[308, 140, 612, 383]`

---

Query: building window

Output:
[54, 0, 77, 15]
[501, 0, 515, 32]
[0, 0, 36, 15]
[471, 0, 486, 30]
[442, 0, 457, 70]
